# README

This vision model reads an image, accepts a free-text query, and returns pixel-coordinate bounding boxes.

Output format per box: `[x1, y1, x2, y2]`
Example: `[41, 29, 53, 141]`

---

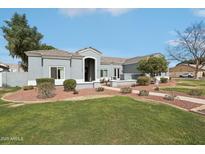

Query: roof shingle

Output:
[101, 56, 127, 65]
[25, 49, 83, 58]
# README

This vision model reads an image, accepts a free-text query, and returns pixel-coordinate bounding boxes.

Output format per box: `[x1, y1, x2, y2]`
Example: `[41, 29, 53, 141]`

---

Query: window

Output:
[50, 67, 64, 79]
[100, 69, 108, 77]
[114, 68, 120, 78]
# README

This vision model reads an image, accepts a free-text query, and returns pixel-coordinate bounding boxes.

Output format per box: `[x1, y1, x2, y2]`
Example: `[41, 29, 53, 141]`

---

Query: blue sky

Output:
[0, 8, 205, 66]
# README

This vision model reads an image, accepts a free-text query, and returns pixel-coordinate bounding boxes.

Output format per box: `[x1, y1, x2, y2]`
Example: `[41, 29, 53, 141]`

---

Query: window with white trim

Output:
[100, 69, 108, 77]
[50, 67, 64, 79]
[114, 68, 120, 78]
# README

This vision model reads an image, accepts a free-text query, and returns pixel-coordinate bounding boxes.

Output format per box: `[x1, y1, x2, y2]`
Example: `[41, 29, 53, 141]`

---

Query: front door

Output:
[114, 68, 120, 80]
[84, 58, 95, 82]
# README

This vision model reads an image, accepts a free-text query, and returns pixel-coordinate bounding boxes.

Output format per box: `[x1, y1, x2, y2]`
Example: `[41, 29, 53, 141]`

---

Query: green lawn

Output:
[161, 79, 205, 96]
[0, 96, 205, 144]
[0, 87, 20, 97]
[0, 87, 20, 105]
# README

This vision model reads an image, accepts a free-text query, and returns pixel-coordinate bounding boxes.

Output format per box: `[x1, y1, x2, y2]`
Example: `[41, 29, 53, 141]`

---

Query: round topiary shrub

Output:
[160, 77, 168, 83]
[63, 79, 77, 91]
[137, 76, 150, 86]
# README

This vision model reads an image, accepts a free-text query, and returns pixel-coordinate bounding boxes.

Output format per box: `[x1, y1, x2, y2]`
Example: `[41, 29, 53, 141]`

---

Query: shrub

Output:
[120, 87, 132, 94]
[154, 87, 160, 91]
[73, 89, 79, 94]
[96, 87, 104, 92]
[138, 90, 149, 96]
[63, 79, 77, 91]
[137, 76, 150, 86]
[160, 77, 168, 83]
[164, 94, 175, 101]
[188, 89, 203, 96]
[36, 78, 54, 86]
[150, 78, 155, 84]
[22, 85, 34, 91]
[37, 82, 55, 99]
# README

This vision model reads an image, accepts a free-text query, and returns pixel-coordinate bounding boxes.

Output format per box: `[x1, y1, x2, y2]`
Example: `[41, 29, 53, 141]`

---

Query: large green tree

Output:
[137, 56, 168, 77]
[1, 13, 55, 71]
[38, 43, 56, 50]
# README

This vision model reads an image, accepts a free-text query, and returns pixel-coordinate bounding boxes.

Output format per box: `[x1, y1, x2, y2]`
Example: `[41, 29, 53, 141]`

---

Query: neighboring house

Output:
[0, 61, 24, 72]
[25, 47, 165, 85]
[169, 64, 205, 78]
[7, 63, 24, 72]
[0, 61, 9, 72]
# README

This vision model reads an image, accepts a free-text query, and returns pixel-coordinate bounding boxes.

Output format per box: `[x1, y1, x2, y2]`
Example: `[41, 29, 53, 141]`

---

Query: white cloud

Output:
[193, 9, 205, 17]
[166, 39, 180, 46]
[59, 9, 96, 17]
[59, 8, 132, 17]
[101, 8, 132, 16]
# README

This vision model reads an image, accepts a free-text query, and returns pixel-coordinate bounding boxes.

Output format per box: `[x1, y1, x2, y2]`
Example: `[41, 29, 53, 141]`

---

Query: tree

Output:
[167, 21, 205, 79]
[137, 56, 168, 77]
[1, 13, 56, 71]
[38, 43, 56, 50]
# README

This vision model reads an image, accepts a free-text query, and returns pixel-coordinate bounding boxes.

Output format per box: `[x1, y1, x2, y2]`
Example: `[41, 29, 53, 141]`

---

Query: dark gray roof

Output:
[101, 56, 127, 65]
[25, 49, 83, 59]
[124, 53, 163, 65]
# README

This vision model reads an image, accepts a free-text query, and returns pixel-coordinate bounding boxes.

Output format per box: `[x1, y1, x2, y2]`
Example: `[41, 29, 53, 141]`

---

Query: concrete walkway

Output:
[103, 86, 205, 105]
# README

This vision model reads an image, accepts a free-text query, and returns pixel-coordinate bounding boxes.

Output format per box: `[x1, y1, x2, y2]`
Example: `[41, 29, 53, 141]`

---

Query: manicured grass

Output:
[176, 79, 205, 87]
[161, 79, 205, 96]
[0, 96, 205, 144]
[161, 86, 205, 95]
[0, 87, 20, 97]
[0, 87, 21, 105]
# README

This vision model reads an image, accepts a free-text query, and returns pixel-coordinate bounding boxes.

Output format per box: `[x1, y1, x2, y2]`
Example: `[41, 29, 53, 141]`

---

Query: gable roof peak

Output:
[75, 47, 102, 54]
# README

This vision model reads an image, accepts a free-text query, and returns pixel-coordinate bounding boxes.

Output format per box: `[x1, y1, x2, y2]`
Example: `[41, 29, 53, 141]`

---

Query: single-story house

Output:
[25, 47, 164, 85]
[0, 47, 167, 88]
[169, 64, 205, 78]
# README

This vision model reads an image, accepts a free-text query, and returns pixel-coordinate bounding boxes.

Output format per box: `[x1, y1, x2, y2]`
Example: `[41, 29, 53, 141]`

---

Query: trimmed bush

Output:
[138, 90, 149, 96]
[63, 79, 77, 91]
[120, 87, 132, 94]
[22, 85, 34, 91]
[164, 94, 175, 101]
[96, 87, 104, 92]
[154, 87, 160, 91]
[37, 82, 55, 99]
[137, 76, 150, 86]
[188, 89, 203, 96]
[73, 89, 79, 94]
[36, 78, 54, 86]
[160, 77, 168, 83]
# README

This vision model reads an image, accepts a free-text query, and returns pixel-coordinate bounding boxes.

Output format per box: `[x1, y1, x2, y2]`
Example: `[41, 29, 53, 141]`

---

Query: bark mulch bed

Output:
[3, 86, 119, 102]
[131, 80, 176, 91]
[2, 86, 203, 111]
[128, 93, 202, 110]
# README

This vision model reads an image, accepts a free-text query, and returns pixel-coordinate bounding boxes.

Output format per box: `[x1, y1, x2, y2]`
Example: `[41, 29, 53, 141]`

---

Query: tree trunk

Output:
[194, 60, 199, 79]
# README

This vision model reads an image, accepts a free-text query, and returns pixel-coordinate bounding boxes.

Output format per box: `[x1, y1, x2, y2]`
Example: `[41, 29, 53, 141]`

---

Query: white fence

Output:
[0, 73, 2, 87]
